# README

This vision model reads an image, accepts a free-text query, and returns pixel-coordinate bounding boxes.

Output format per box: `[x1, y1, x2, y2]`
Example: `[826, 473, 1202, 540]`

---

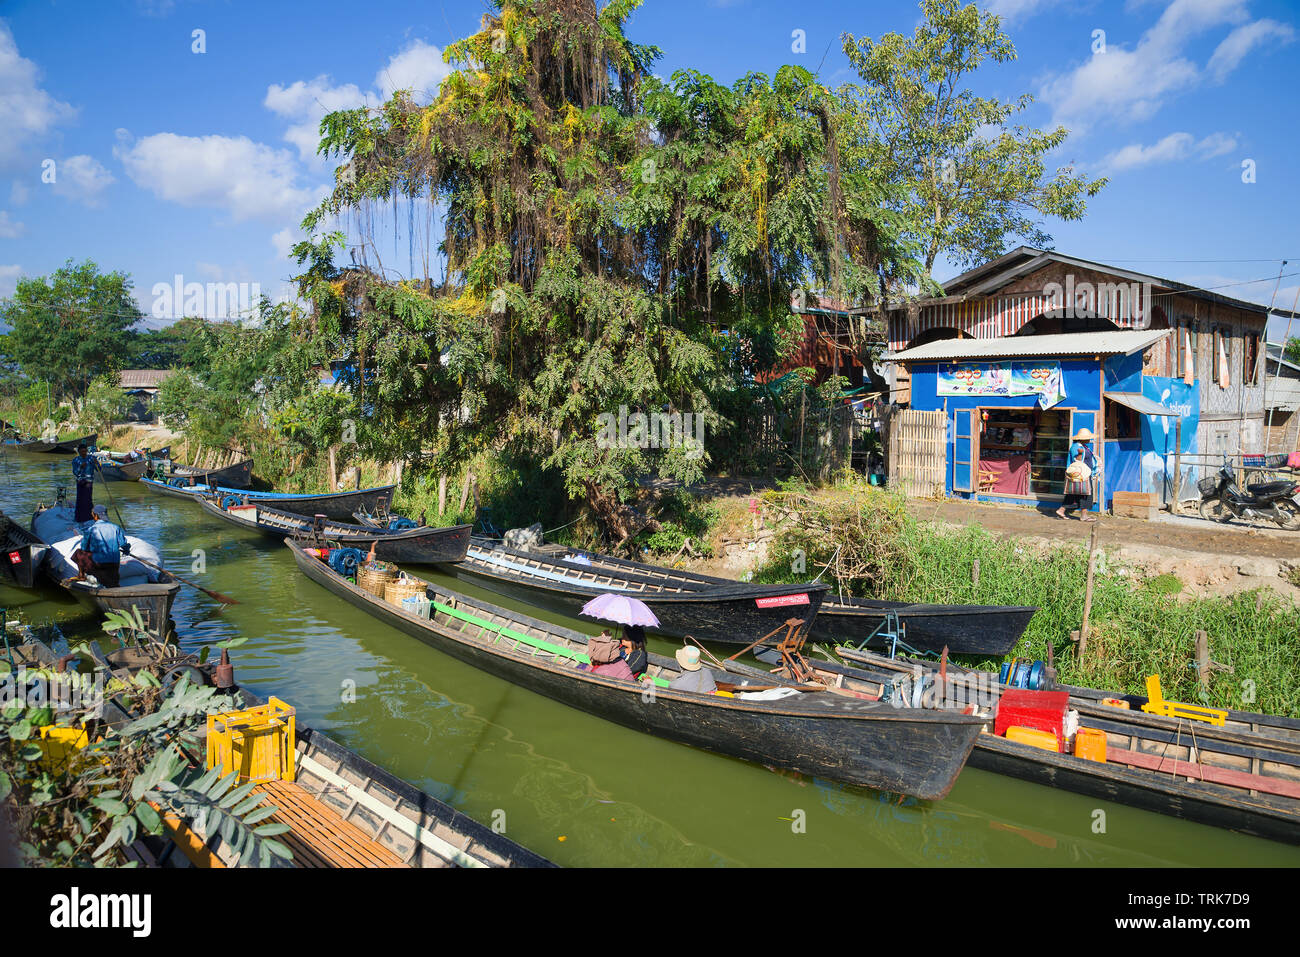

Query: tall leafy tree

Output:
[300, 0, 921, 536]
[1, 260, 141, 398]
[840, 0, 1106, 275]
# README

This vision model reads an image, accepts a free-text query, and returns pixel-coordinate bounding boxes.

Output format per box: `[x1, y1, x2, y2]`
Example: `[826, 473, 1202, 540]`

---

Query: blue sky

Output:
[2, 0, 1298, 339]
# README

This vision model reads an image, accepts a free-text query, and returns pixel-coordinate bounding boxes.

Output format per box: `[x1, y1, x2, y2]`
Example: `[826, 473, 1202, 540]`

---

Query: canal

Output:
[3, 451, 1296, 866]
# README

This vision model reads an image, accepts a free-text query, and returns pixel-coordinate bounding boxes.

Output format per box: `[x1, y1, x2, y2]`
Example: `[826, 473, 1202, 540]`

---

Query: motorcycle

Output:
[1198, 457, 1300, 530]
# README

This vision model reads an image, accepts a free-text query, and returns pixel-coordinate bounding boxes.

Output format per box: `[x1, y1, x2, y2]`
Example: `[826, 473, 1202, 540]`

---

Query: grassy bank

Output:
[752, 483, 1300, 718]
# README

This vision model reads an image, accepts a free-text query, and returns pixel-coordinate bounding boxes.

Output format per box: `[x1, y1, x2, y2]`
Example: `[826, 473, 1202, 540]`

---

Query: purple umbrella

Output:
[580, 592, 660, 628]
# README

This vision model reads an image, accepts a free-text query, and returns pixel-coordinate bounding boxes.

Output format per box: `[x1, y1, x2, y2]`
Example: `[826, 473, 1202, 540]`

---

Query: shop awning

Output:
[1104, 391, 1179, 416]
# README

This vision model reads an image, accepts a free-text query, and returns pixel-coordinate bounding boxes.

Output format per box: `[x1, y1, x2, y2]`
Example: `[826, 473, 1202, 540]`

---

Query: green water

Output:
[3, 451, 1297, 866]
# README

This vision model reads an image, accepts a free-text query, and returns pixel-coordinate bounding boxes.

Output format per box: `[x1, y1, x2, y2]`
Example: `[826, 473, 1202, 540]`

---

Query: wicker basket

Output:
[384, 573, 429, 605]
[357, 561, 398, 597]
[1197, 475, 1219, 496]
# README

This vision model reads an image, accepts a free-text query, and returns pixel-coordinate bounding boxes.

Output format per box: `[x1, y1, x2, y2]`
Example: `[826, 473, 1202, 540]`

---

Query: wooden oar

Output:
[93, 458, 239, 605]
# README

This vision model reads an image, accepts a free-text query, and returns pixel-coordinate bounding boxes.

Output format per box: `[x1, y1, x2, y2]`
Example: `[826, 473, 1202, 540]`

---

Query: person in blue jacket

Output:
[71, 443, 96, 522]
[78, 505, 130, 587]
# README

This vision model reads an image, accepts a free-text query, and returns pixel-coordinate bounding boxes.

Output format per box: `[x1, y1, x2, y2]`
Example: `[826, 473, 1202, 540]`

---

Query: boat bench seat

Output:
[253, 779, 407, 868]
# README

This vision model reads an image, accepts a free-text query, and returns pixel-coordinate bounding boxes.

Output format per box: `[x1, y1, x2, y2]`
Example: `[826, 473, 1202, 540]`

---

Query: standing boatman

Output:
[77, 504, 130, 588]
[71, 443, 96, 523]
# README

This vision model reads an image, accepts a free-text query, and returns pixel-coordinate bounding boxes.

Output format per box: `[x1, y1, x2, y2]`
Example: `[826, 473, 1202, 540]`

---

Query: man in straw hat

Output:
[668, 645, 717, 693]
[1056, 427, 1099, 522]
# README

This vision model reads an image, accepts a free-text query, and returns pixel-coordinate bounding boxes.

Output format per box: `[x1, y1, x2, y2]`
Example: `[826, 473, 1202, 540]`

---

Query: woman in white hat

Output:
[668, 645, 717, 693]
[1056, 427, 1098, 521]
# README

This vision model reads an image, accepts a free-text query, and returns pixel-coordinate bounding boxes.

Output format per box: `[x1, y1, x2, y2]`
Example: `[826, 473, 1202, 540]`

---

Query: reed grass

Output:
[752, 486, 1300, 717]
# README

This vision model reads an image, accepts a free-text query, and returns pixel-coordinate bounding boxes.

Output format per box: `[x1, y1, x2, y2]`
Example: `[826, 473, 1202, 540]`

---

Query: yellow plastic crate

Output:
[37, 725, 91, 771]
[206, 697, 296, 783]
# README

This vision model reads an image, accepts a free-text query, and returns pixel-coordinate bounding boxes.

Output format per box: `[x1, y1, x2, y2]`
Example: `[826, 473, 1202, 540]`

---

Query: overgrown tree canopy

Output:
[1, 260, 141, 398]
[297, 0, 922, 533]
[840, 0, 1106, 274]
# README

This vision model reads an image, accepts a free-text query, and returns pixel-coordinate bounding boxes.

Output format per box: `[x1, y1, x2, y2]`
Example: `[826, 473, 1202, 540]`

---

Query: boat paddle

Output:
[92, 458, 239, 605]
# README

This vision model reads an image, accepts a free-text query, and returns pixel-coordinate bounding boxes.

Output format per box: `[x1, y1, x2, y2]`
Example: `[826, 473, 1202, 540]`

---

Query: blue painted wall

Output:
[910, 358, 1102, 505]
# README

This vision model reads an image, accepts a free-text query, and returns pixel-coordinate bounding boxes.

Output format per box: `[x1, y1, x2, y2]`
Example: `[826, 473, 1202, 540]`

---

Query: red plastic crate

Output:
[994, 689, 1069, 751]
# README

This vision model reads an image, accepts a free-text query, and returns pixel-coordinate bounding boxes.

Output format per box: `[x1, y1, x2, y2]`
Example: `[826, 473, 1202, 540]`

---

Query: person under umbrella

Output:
[580, 593, 659, 684]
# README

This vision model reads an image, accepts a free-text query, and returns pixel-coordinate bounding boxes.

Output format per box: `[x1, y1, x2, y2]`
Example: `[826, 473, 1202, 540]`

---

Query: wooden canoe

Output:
[167, 457, 254, 488]
[197, 496, 471, 564]
[0, 509, 49, 588]
[485, 542, 1035, 655]
[29, 505, 180, 639]
[140, 477, 397, 521]
[52, 433, 99, 453]
[10, 629, 552, 868]
[443, 541, 831, 646]
[288, 539, 984, 799]
[5, 437, 59, 452]
[751, 645, 1300, 844]
[92, 453, 149, 481]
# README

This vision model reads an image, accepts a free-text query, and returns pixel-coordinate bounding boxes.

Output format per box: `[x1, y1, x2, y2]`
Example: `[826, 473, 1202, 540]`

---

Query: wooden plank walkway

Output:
[255, 779, 408, 868]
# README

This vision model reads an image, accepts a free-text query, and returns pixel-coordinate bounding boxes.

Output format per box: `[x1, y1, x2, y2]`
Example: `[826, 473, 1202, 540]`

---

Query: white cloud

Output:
[114, 132, 323, 223]
[265, 39, 450, 164]
[0, 264, 21, 297]
[375, 39, 451, 102]
[50, 154, 115, 206]
[0, 22, 77, 169]
[1207, 18, 1294, 81]
[0, 211, 23, 238]
[983, 0, 1063, 21]
[10, 181, 29, 206]
[264, 76, 373, 164]
[1039, 0, 1284, 132]
[271, 227, 296, 260]
[1097, 130, 1239, 171]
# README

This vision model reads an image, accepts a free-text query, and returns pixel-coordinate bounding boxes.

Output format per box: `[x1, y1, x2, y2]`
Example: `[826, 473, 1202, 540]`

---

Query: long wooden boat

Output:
[288, 539, 984, 799]
[29, 504, 181, 639]
[197, 496, 471, 564]
[443, 541, 832, 645]
[5, 437, 59, 452]
[166, 456, 254, 488]
[746, 645, 1300, 844]
[527, 544, 1035, 655]
[92, 452, 149, 481]
[0, 509, 49, 588]
[141, 476, 397, 521]
[52, 432, 98, 453]
[10, 628, 551, 868]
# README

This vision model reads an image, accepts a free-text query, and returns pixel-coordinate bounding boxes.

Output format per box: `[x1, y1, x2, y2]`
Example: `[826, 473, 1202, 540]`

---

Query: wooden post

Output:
[459, 472, 473, 511]
[1079, 520, 1100, 653]
[327, 445, 338, 492]
[971, 559, 980, 590]
[438, 475, 447, 516]
[393, 459, 403, 488]
[1194, 630, 1210, 691]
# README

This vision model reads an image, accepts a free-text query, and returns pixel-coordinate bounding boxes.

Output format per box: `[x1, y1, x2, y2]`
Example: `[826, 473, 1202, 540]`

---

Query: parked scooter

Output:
[1198, 456, 1300, 529]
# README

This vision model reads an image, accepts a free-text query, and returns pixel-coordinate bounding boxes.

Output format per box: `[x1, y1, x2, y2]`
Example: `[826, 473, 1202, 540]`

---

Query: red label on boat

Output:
[755, 593, 809, 608]
[7, 551, 20, 565]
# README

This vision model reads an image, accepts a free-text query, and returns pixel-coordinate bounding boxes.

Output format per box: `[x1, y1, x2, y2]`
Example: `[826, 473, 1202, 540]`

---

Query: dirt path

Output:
[921, 499, 1300, 562]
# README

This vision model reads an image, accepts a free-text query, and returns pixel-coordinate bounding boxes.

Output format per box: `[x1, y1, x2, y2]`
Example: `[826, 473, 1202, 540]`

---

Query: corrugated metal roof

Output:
[884, 329, 1169, 362]
[1104, 391, 1178, 416]
[119, 369, 171, 389]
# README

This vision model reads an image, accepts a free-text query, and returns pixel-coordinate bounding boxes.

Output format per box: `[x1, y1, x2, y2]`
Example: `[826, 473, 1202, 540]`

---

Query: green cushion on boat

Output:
[430, 600, 670, 688]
